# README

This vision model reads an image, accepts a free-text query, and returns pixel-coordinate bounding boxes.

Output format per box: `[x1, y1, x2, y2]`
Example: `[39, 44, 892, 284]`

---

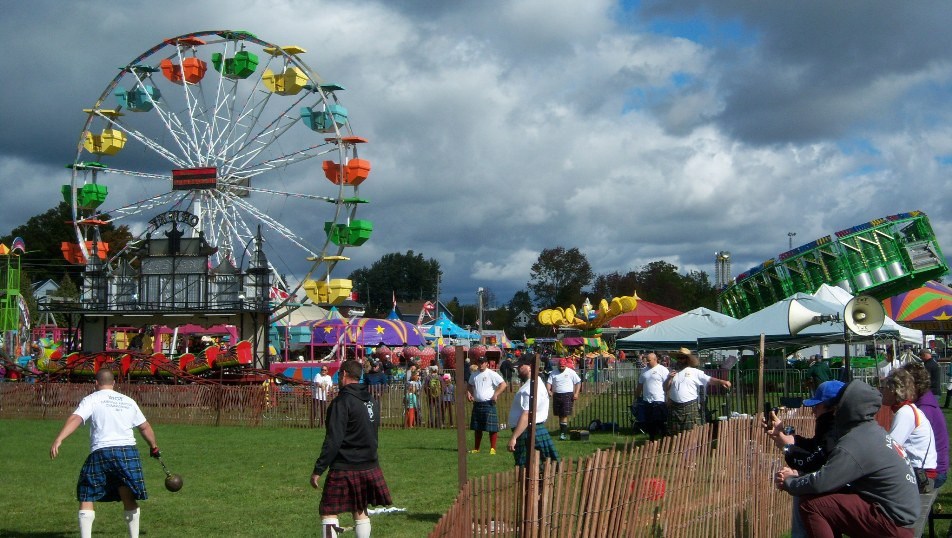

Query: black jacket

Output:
[783, 411, 835, 473]
[313, 383, 380, 475]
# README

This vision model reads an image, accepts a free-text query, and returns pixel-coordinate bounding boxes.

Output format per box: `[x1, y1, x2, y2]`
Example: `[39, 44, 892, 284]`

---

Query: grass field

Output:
[0, 418, 623, 537]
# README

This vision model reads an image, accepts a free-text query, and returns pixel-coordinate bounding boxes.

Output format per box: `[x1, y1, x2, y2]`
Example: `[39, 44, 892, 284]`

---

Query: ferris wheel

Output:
[66, 30, 372, 302]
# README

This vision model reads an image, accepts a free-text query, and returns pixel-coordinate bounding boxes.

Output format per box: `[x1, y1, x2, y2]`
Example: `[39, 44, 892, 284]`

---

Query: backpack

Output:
[427, 377, 442, 398]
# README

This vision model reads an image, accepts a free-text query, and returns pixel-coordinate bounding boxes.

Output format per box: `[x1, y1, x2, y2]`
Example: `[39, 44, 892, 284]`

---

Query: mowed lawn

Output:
[0, 419, 621, 537]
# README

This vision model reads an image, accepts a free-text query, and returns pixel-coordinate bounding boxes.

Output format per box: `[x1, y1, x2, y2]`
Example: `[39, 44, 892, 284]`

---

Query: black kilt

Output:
[552, 392, 575, 417]
[470, 401, 500, 432]
[667, 399, 700, 436]
[319, 467, 392, 515]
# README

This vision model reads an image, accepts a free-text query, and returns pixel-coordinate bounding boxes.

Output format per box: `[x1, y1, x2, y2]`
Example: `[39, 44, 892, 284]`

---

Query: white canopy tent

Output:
[616, 307, 737, 350]
[812, 284, 922, 344]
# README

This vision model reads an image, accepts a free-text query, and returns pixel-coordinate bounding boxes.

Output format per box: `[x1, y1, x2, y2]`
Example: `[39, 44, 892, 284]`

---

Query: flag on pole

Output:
[270, 286, 290, 300]
[392, 291, 397, 310]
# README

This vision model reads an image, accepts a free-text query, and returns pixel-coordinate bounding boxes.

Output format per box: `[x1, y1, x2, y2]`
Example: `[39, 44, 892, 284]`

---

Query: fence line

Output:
[430, 415, 817, 537]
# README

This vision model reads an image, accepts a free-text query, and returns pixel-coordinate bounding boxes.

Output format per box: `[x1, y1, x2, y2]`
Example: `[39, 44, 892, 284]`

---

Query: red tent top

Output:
[607, 300, 682, 329]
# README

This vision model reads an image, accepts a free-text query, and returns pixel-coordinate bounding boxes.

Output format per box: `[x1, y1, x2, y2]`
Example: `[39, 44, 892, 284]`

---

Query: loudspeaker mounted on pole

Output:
[787, 300, 840, 336]
[843, 295, 886, 336]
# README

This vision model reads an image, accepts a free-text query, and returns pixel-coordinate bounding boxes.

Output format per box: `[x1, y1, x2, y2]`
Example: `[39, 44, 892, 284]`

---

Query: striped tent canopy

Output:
[883, 280, 952, 331]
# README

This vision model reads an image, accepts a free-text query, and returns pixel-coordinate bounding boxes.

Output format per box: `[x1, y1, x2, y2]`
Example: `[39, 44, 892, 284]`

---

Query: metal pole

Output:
[454, 346, 468, 491]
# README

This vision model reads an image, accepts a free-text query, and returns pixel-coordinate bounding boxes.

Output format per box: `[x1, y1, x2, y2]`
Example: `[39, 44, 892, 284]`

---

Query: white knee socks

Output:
[125, 507, 140, 537]
[355, 518, 371, 538]
[78, 510, 95, 538]
[322, 517, 341, 538]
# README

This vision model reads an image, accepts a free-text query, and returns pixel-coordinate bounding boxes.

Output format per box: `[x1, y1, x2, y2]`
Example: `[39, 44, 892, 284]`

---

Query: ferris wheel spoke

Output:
[222, 93, 313, 176]
[228, 194, 322, 257]
[228, 141, 338, 181]
[235, 184, 339, 203]
[123, 70, 196, 165]
[92, 190, 191, 224]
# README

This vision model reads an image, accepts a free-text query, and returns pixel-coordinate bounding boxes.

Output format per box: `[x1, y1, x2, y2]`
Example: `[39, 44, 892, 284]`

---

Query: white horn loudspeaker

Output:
[843, 295, 886, 336]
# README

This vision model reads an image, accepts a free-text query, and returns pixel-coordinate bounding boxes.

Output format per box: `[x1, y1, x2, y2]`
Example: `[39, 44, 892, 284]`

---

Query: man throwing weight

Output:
[50, 369, 160, 538]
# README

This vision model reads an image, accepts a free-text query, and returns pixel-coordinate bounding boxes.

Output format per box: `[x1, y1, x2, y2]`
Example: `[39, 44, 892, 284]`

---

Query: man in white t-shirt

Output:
[467, 356, 507, 454]
[663, 348, 731, 436]
[313, 366, 334, 427]
[636, 352, 669, 440]
[547, 357, 582, 440]
[50, 369, 159, 538]
[508, 361, 560, 466]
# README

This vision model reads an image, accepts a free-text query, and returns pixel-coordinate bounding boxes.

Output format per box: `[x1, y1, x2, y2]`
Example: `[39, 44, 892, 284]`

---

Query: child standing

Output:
[404, 386, 418, 428]
[441, 373, 455, 427]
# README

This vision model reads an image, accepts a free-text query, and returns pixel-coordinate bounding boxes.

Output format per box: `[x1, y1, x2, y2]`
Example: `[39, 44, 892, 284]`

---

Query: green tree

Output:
[348, 251, 441, 316]
[527, 247, 594, 309]
[591, 270, 639, 300]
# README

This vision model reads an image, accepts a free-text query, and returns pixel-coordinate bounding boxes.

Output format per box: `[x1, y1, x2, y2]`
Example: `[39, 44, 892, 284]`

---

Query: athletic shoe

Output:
[490, 448, 497, 455]
[469, 449, 480, 454]
[559, 433, 567, 440]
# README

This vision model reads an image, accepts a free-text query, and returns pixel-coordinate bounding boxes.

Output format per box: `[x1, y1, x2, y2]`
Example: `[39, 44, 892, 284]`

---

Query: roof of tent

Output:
[305, 318, 427, 346]
[697, 293, 849, 350]
[615, 307, 737, 350]
[813, 284, 922, 344]
[607, 300, 682, 328]
[422, 312, 479, 339]
[273, 303, 331, 325]
[883, 280, 952, 331]
[481, 330, 513, 349]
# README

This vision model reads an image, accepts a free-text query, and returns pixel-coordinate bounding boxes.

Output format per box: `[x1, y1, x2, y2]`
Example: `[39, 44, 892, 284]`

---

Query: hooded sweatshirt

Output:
[783, 380, 920, 527]
[313, 382, 380, 476]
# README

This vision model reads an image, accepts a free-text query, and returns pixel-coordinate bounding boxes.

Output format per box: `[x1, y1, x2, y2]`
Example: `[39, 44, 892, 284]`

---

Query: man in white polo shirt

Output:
[467, 356, 507, 454]
[508, 360, 560, 467]
[547, 357, 582, 440]
[637, 352, 669, 440]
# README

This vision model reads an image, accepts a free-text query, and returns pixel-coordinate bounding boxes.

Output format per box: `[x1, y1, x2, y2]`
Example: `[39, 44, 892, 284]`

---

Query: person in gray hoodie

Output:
[775, 379, 920, 538]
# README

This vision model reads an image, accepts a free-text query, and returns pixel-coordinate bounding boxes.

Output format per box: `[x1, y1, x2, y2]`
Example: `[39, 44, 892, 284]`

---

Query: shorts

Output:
[77, 446, 147, 502]
[552, 392, 575, 417]
[319, 467, 392, 515]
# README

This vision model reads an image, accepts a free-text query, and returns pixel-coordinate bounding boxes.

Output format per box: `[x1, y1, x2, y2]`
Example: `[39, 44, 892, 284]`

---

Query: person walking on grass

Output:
[467, 355, 507, 455]
[508, 361, 560, 467]
[546, 357, 582, 440]
[311, 359, 392, 538]
[50, 369, 160, 538]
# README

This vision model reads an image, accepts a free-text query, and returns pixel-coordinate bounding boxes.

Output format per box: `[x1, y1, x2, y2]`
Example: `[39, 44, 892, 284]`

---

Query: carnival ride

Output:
[718, 211, 948, 319]
[535, 293, 641, 362]
[6, 30, 377, 385]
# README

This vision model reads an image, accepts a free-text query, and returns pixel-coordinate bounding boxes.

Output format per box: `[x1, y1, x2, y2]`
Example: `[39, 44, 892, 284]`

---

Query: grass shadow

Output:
[0, 532, 73, 537]
[406, 512, 443, 523]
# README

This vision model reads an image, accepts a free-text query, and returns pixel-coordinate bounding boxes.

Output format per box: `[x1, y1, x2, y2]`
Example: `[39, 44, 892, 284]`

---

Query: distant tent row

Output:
[617, 284, 923, 352]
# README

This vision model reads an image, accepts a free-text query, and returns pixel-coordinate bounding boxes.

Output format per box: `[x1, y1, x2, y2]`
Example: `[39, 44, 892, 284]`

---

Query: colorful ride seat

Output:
[114, 85, 161, 112]
[62, 184, 108, 209]
[61, 241, 109, 264]
[322, 158, 371, 186]
[160, 57, 208, 85]
[262, 67, 307, 95]
[301, 104, 348, 132]
[211, 50, 259, 79]
[84, 129, 126, 156]
[303, 279, 353, 304]
[235, 340, 253, 365]
[324, 219, 373, 247]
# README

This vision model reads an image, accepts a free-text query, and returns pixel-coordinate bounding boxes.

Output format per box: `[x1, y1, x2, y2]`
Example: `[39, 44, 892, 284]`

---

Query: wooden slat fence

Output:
[430, 415, 817, 538]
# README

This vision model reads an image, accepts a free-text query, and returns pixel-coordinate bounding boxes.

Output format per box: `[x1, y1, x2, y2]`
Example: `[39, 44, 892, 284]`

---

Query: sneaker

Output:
[469, 449, 480, 454]
[559, 433, 567, 440]
[490, 448, 497, 455]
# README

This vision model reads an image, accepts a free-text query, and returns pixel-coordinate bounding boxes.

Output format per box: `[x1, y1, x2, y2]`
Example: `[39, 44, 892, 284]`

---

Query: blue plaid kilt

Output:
[77, 445, 147, 502]
[470, 401, 500, 432]
[319, 467, 392, 515]
[512, 424, 560, 467]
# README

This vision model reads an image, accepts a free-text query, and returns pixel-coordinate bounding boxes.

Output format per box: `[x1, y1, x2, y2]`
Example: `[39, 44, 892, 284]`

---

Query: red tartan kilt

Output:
[319, 467, 392, 515]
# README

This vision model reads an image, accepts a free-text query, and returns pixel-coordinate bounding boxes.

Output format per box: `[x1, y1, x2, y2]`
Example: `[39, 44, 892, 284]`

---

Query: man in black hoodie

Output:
[311, 360, 392, 538]
[776, 379, 920, 537]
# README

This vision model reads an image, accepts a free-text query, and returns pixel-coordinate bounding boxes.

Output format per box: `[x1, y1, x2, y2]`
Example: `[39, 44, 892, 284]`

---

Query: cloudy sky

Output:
[1, 0, 951, 307]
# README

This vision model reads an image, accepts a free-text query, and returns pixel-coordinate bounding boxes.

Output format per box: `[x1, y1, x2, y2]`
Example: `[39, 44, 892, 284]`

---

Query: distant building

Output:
[31, 279, 60, 304]
[512, 310, 531, 328]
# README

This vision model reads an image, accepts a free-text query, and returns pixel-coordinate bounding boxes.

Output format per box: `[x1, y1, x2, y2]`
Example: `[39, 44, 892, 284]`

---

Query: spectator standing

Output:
[404, 386, 418, 428]
[312, 366, 334, 427]
[499, 356, 515, 391]
[945, 360, 952, 409]
[663, 348, 731, 435]
[882, 368, 938, 538]
[775, 380, 920, 537]
[546, 358, 582, 440]
[441, 373, 455, 426]
[920, 350, 941, 396]
[903, 362, 949, 489]
[507, 361, 559, 467]
[765, 380, 844, 538]
[636, 352, 669, 441]
[49, 370, 160, 538]
[467, 356, 507, 454]
[805, 355, 833, 392]
[311, 360, 392, 538]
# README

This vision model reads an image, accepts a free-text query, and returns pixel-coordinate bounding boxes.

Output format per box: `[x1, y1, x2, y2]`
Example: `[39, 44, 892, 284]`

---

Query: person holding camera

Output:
[765, 380, 843, 538]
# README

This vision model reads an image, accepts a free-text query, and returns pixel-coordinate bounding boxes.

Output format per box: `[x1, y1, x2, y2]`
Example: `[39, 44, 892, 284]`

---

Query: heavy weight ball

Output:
[165, 474, 184, 492]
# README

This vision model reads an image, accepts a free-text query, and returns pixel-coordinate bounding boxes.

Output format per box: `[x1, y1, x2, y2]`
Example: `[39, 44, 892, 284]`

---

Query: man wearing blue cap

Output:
[766, 380, 844, 538]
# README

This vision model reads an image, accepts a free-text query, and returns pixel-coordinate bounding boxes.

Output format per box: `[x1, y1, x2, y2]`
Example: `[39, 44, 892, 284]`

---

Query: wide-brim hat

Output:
[672, 347, 694, 361]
